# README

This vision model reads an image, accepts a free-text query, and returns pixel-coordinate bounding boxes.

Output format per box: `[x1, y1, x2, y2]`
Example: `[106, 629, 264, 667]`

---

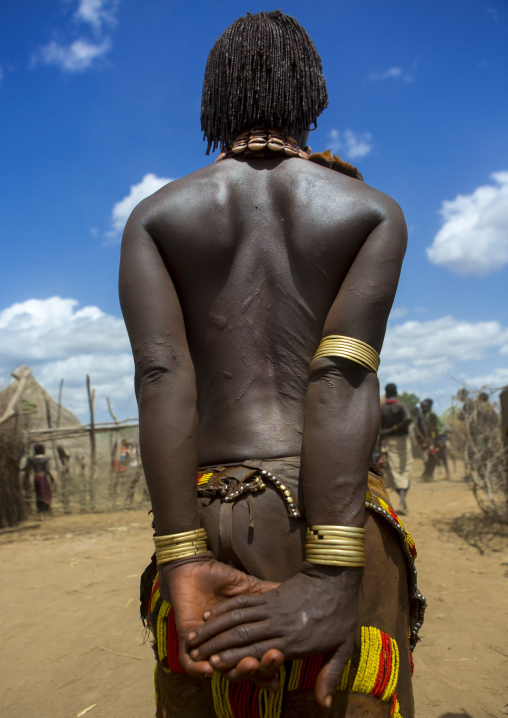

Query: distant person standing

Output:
[475, 392, 498, 431]
[416, 399, 441, 481]
[26, 443, 56, 514]
[380, 383, 413, 514]
[457, 388, 474, 421]
[469, 392, 499, 480]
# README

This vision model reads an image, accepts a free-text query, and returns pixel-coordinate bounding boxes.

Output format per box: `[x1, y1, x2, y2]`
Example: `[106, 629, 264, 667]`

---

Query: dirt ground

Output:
[1, 460, 507, 718]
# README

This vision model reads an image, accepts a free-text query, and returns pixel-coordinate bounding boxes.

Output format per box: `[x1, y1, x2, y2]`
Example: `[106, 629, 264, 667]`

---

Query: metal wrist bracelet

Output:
[312, 335, 380, 374]
[305, 525, 366, 568]
[153, 528, 209, 565]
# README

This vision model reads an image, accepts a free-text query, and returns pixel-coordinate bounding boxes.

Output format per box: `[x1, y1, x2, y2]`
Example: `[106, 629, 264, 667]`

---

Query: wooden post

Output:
[55, 379, 69, 510]
[57, 446, 71, 513]
[44, 395, 61, 498]
[77, 454, 87, 511]
[56, 379, 64, 428]
[106, 398, 141, 506]
[86, 375, 96, 511]
[107, 396, 121, 503]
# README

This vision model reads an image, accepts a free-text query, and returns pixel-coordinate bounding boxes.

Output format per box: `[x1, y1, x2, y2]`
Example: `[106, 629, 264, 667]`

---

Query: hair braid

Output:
[201, 11, 328, 154]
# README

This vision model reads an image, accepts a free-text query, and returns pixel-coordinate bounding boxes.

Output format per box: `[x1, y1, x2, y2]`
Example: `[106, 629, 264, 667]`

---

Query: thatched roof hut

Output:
[0, 366, 82, 528]
[1, 367, 142, 526]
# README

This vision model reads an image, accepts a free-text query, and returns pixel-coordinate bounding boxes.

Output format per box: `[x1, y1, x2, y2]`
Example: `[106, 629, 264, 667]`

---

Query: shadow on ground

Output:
[448, 511, 508, 555]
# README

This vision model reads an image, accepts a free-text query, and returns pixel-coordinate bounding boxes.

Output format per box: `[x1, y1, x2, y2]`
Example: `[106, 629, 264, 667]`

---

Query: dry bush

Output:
[454, 388, 507, 522]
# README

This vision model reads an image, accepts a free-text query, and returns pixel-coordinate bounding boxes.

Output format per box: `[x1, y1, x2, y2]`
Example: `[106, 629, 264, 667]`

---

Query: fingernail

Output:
[324, 695, 332, 709]
[191, 649, 199, 659]
[203, 611, 210, 620]
[188, 632, 196, 641]
[211, 655, 219, 665]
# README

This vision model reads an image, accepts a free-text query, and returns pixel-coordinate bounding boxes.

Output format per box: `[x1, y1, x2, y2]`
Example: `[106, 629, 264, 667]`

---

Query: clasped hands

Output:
[160, 556, 361, 708]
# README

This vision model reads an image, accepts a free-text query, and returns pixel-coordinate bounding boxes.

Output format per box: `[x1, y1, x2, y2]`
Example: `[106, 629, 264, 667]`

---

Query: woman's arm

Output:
[119, 205, 281, 678]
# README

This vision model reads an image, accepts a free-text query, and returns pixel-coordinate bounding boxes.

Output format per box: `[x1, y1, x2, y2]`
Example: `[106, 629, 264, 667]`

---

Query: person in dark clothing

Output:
[380, 383, 413, 513]
[26, 443, 56, 514]
[415, 399, 441, 481]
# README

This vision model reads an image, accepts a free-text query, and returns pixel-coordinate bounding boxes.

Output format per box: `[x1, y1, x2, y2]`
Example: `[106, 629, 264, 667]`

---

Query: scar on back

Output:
[209, 313, 227, 328]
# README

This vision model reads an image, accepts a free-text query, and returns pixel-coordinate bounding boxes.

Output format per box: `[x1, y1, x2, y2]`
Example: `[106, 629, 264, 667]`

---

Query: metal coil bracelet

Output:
[305, 525, 366, 567]
[153, 528, 209, 565]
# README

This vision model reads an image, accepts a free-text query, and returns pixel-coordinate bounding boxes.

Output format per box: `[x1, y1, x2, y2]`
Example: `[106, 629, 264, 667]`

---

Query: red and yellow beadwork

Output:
[350, 626, 400, 705]
[145, 474, 422, 717]
[197, 471, 214, 487]
[366, 490, 417, 560]
[148, 578, 406, 718]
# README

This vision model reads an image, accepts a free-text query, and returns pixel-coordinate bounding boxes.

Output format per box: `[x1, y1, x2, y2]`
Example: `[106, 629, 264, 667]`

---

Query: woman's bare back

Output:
[141, 157, 390, 463]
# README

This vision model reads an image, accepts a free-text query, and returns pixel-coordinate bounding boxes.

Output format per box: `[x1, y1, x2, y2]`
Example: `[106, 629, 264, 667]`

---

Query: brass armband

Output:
[305, 525, 366, 568]
[312, 335, 380, 374]
[153, 528, 208, 565]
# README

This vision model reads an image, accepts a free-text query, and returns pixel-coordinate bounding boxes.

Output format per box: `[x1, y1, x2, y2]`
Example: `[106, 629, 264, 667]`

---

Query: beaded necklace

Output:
[215, 126, 364, 181]
[215, 127, 310, 162]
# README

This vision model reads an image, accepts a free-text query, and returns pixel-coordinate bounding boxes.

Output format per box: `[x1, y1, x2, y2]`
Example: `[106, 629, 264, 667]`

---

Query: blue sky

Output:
[0, 0, 507, 421]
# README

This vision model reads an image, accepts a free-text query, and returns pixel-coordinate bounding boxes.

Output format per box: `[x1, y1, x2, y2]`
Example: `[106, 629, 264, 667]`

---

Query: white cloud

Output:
[106, 173, 173, 240]
[379, 316, 508, 408]
[426, 172, 508, 276]
[383, 316, 508, 364]
[35, 0, 118, 72]
[458, 367, 508, 391]
[0, 297, 134, 421]
[0, 297, 129, 359]
[368, 67, 413, 83]
[328, 129, 373, 160]
[39, 38, 111, 72]
[2, 298, 506, 422]
[75, 0, 117, 30]
[38, 353, 135, 420]
[389, 307, 408, 321]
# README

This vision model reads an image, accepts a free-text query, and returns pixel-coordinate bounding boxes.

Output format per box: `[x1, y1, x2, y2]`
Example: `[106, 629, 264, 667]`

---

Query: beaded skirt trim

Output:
[364, 486, 426, 650]
[196, 466, 301, 520]
[146, 586, 405, 718]
[142, 470, 424, 717]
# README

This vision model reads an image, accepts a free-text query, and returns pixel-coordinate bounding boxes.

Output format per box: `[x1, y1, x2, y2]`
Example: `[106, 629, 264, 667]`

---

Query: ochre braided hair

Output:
[309, 150, 363, 181]
[201, 11, 328, 155]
